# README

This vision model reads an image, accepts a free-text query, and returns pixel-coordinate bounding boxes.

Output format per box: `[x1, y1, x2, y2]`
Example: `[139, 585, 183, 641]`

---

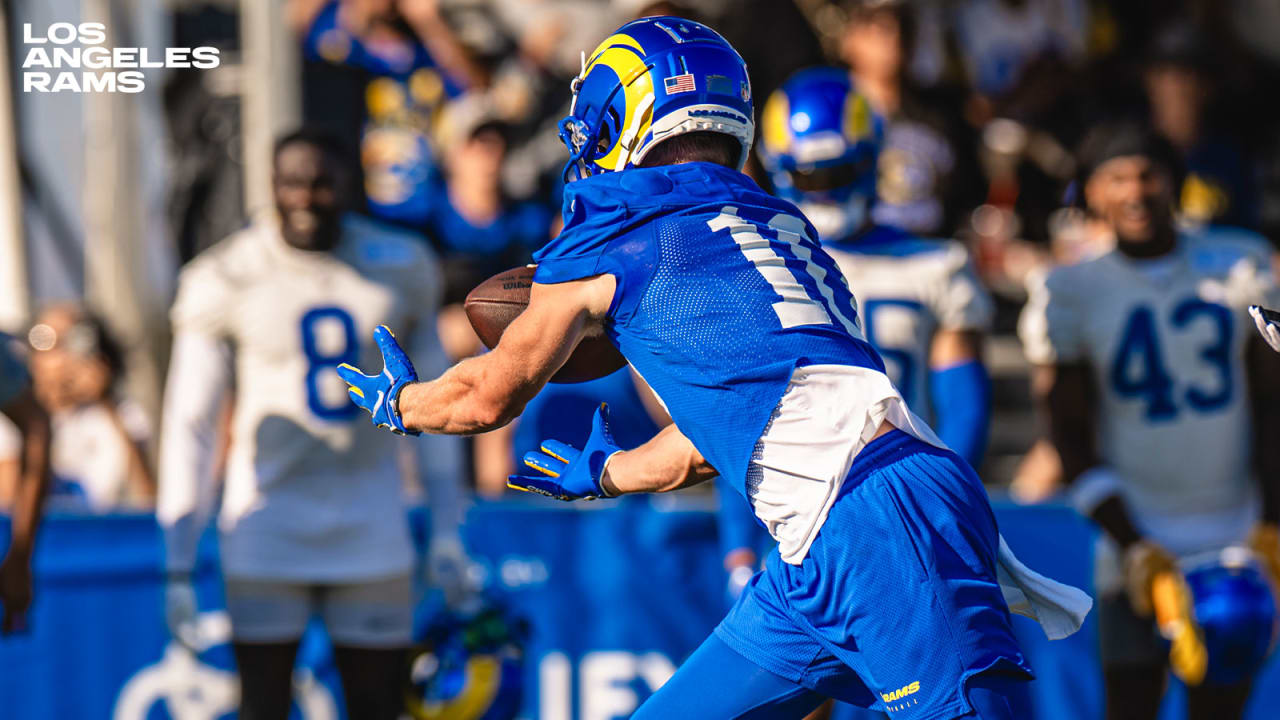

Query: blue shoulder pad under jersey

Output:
[533, 162, 884, 496]
[0, 333, 30, 407]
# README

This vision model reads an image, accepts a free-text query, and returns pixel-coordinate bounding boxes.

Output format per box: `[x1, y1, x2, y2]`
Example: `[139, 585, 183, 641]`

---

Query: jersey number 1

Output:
[707, 207, 861, 337]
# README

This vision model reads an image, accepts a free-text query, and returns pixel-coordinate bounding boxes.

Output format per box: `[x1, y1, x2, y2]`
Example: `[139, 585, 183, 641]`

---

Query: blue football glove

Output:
[336, 325, 419, 436]
[507, 404, 621, 501]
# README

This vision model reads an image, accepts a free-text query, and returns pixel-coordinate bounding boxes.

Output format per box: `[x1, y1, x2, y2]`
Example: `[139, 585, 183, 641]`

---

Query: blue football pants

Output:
[631, 633, 1032, 719]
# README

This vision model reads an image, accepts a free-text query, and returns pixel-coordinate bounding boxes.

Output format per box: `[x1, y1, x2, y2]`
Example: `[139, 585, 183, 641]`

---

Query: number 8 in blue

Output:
[300, 307, 360, 420]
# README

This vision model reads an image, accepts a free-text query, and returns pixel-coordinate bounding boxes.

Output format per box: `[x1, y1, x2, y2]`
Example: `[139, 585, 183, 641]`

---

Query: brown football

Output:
[463, 265, 627, 383]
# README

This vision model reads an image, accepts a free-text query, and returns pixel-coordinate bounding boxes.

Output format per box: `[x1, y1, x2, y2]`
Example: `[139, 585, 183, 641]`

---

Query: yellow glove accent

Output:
[1123, 540, 1178, 617]
[1152, 570, 1207, 686]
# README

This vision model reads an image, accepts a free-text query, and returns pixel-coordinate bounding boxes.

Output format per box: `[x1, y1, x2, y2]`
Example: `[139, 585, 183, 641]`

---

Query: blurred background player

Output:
[17, 305, 154, 512]
[0, 334, 51, 634]
[761, 67, 994, 470]
[156, 128, 468, 720]
[1018, 120, 1280, 720]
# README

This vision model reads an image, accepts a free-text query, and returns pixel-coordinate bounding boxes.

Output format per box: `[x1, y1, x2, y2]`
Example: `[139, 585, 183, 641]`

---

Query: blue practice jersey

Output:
[533, 162, 884, 495]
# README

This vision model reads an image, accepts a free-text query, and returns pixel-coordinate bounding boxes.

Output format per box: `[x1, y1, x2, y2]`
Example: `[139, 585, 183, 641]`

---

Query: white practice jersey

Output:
[1020, 228, 1280, 556]
[825, 231, 993, 423]
[158, 215, 463, 581]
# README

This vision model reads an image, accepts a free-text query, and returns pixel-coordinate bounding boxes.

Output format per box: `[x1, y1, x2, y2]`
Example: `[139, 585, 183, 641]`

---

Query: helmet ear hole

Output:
[598, 107, 621, 154]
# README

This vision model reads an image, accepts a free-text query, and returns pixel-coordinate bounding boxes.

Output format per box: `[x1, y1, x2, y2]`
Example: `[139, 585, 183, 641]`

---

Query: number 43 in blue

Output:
[1109, 299, 1233, 421]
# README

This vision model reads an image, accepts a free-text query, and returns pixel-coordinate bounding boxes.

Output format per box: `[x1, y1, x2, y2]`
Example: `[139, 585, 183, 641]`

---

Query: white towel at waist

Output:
[996, 534, 1093, 640]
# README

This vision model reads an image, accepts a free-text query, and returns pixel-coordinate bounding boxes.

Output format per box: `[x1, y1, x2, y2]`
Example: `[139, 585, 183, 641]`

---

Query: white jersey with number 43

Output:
[1019, 228, 1280, 555]
[826, 231, 993, 424]
[158, 215, 459, 581]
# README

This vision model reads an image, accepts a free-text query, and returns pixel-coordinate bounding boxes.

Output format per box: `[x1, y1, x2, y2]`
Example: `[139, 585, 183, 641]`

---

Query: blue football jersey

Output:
[533, 162, 884, 495]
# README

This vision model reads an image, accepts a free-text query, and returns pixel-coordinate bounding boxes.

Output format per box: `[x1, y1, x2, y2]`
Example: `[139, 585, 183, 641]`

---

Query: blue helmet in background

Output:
[558, 17, 754, 181]
[405, 603, 528, 720]
[1182, 548, 1278, 686]
[759, 67, 884, 241]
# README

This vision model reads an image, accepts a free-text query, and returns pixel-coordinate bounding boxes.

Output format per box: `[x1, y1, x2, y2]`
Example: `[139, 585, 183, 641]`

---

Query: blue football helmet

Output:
[558, 17, 754, 180]
[759, 67, 884, 241]
[405, 604, 527, 720]
[1180, 548, 1278, 686]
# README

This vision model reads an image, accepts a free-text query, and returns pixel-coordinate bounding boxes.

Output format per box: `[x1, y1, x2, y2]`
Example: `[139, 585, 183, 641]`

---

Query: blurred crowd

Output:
[6, 0, 1280, 510]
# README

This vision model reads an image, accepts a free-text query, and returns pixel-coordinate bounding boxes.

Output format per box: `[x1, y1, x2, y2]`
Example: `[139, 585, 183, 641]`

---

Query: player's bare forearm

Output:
[397, 351, 550, 434]
[1034, 362, 1142, 546]
[1032, 362, 1099, 483]
[0, 390, 51, 558]
[1247, 336, 1280, 523]
[601, 424, 718, 495]
[398, 276, 615, 434]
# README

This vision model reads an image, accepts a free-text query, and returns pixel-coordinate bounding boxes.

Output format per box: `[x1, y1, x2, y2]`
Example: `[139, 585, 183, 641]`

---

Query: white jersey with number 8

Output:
[158, 215, 461, 581]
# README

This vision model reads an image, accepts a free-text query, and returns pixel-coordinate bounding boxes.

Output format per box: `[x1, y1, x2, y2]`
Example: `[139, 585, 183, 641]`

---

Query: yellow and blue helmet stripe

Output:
[559, 17, 754, 180]
[758, 67, 884, 204]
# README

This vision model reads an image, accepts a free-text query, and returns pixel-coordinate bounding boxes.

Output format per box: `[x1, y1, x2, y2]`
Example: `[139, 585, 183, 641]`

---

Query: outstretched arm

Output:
[344, 274, 616, 436]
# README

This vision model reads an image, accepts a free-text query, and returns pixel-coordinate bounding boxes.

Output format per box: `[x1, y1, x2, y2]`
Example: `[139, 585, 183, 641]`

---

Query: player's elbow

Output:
[468, 389, 524, 433]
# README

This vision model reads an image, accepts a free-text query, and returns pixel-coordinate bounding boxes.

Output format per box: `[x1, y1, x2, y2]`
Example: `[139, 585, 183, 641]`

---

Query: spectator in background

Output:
[839, 0, 985, 236]
[951, 0, 1088, 116]
[1143, 23, 1259, 230]
[0, 333, 51, 634]
[1, 305, 154, 513]
[427, 99, 552, 362]
[293, 0, 482, 227]
[428, 99, 552, 306]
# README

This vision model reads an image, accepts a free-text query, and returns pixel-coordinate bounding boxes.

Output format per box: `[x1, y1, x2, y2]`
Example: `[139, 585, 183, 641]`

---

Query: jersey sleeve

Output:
[1019, 266, 1086, 365]
[156, 332, 233, 573]
[1191, 231, 1280, 310]
[170, 247, 237, 339]
[928, 245, 995, 332]
[532, 183, 630, 285]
